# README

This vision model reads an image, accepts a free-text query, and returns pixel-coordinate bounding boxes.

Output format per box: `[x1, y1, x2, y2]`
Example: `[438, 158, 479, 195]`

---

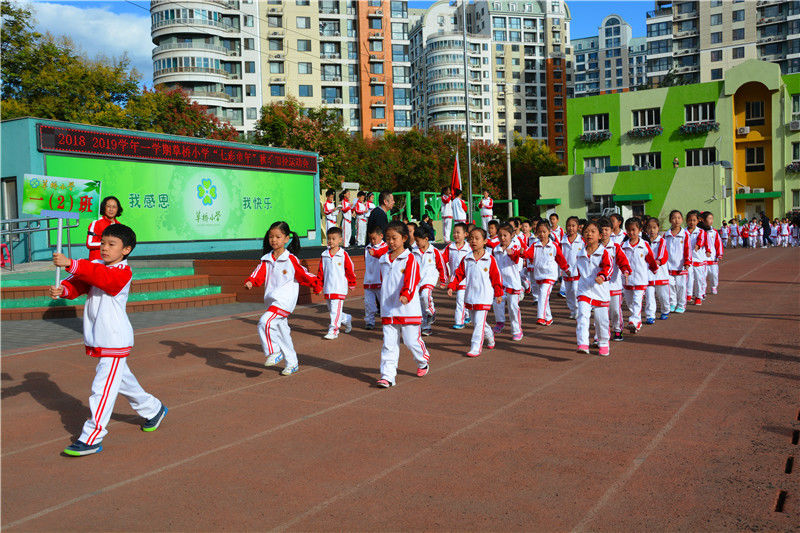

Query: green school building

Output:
[538, 60, 800, 224]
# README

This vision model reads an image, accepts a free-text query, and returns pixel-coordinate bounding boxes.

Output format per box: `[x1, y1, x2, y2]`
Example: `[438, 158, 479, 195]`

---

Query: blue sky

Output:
[28, 0, 651, 85]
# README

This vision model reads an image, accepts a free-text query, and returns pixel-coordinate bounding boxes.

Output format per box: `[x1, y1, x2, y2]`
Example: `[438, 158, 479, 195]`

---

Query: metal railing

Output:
[1, 215, 79, 270]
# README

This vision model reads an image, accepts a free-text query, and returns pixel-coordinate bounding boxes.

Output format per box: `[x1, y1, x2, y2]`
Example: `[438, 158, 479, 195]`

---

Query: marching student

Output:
[376, 221, 431, 388]
[354, 191, 370, 246]
[363, 225, 388, 330]
[620, 218, 659, 333]
[440, 186, 453, 243]
[86, 196, 122, 261]
[780, 217, 791, 247]
[560, 216, 584, 318]
[492, 224, 527, 340]
[720, 220, 730, 249]
[339, 190, 354, 247]
[686, 210, 711, 305]
[747, 217, 759, 248]
[729, 219, 740, 248]
[448, 227, 504, 358]
[50, 223, 166, 456]
[549, 213, 565, 243]
[741, 221, 750, 249]
[770, 218, 780, 248]
[316, 227, 356, 340]
[574, 220, 613, 356]
[365, 192, 376, 218]
[451, 188, 468, 226]
[478, 190, 494, 231]
[522, 220, 570, 326]
[599, 217, 632, 341]
[644, 217, 671, 323]
[703, 211, 724, 295]
[609, 213, 627, 245]
[486, 220, 501, 249]
[413, 225, 447, 336]
[757, 219, 765, 248]
[521, 219, 535, 295]
[442, 222, 471, 329]
[323, 188, 339, 234]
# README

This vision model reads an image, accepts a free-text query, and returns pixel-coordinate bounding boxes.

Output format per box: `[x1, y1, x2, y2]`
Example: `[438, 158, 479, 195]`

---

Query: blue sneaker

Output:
[63, 440, 102, 457]
[265, 353, 284, 367]
[645, 318, 656, 325]
[452, 324, 465, 329]
[142, 404, 167, 432]
[659, 313, 669, 320]
[465, 316, 471, 324]
[674, 307, 685, 314]
[669, 305, 677, 312]
[281, 365, 299, 376]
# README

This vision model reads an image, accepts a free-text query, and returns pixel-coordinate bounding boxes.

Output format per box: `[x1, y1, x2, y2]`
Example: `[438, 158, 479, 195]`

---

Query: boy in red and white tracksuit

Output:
[354, 192, 370, 246]
[492, 231, 527, 340]
[363, 227, 388, 329]
[645, 231, 670, 322]
[451, 190, 468, 225]
[522, 224, 570, 326]
[442, 225, 471, 327]
[686, 220, 710, 305]
[51, 224, 165, 456]
[620, 227, 659, 333]
[339, 191, 354, 247]
[729, 222, 739, 248]
[574, 232, 613, 356]
[413, 228, 447, 335]
[664, 225, 690, 313]
[317, 230, 357, 339]
[440, 187, 453, 243]
[478, 192, 493, 231]
[600, 224, 632, 341]
[705, 225, 723, 295]
[323, 189, 339, 234]
[560, 228, 584, 318]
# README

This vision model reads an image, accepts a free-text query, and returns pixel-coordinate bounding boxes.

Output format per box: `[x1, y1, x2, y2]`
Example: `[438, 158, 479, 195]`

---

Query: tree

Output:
[510, 135, 566, 219]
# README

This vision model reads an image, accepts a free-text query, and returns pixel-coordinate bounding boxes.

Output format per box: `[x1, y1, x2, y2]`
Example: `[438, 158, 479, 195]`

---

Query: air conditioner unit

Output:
[334, 98, 342, 104]
[737, 186, 751, 194]
[370, 77, 378, 82]
[753, 188, 765, 193]
[737, 126, 750, 135]
[790, 120, 800, 131]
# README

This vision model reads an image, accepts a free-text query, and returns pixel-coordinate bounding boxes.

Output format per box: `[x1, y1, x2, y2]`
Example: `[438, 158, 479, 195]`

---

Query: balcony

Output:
[321, 75, 343, 82]
[371, 122, 387, 130]
[758, 15, 787, 25]
[152, 42, 240, 57]
[367, 9, 383, 18]
[368, 53, 383, 61]
[319, 30, 341, 37]
[759, 34, 788, 43]
[320, 52, 341, 59]
[322, 97, 344, 104]
[646, 7, 672, 18]
[674, 29, 699, 38]
[368, 31, 384, 40]
[674, 11, 698, 21]
[184, 90, 235, 103]
[319, 7, 340, 14]
[153, 17, 238, 33]
[370, 77, 385, 84]
[270, 76, 286, 84]
[267, 6, 282, 13]
[153, 66, 232, 78]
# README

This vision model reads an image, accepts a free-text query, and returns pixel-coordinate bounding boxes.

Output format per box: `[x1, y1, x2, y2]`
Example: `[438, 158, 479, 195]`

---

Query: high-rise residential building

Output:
[646, 0, 800, 88]
[572, 15, 648, 97]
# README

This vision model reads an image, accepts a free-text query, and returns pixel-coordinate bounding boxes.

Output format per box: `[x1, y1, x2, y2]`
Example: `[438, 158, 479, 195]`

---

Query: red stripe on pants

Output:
[87, 357, 120, 445]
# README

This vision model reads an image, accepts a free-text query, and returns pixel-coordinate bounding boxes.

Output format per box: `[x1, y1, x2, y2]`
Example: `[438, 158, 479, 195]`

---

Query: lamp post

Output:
[461, 0, 474, 222]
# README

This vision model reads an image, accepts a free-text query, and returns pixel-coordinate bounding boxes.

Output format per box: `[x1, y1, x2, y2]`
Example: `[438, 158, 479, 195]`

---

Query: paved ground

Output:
[1, 247, 798, 531]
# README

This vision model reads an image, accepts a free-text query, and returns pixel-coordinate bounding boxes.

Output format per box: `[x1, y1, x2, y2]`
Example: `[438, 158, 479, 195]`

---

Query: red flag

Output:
[451, 150, 461, 192]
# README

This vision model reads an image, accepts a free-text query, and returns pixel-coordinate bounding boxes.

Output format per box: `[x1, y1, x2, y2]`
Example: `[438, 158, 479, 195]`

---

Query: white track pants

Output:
[481, 216, 491, 231]
[576, 301, 610, 349]
[564, 279, 578, 315]
[493, 298, 505, 324]
[748, 236, 757, 248]
[364, 288, 380, 327]
[453, 288, 466, 326]
[419, 287, 436, 329]
[356, 218, 367, 246]
[442, 217, 453, 243]
[80, 357, 161, 445]
[623, 288, 645, 328]
[687, 264, 707, 300]
[536, 281, 555, 321]
[325, 219, 337, 233]
[669, 274, 687, 309]
[500, 292, 522, 336]
[469, 309, 494, 355]
[342, 218, 352, 246]
[609, 292, 624, 333]
[327, 299, 351, 335]
[380, 323, 429, 384]
[258, 309, 298, 368]
[706, 262, 719, 291]
[645, 284, 670, 319]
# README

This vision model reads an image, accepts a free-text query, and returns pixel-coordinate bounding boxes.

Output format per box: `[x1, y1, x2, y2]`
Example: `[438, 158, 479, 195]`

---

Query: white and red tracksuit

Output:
[355, 200, 369, 246]
[451, 197, 468, 225]
[574, 245, 613, 351]
[747, 223, 758, 248]
[364, 241, 388, 327]
[621, 238, 659, 330]
[478, 197, 493, 230]
[551, 225, 565, 244]
[61, 258, 162, 445]
[664, 227, 691, 310]
[448, 251, 504, 356]
[378, 248, 429, 384]
[524, 235, 540, 295]
[340, 198, 353, 246]
[443, 241, 470, 325]
[686, 227, 710, 301]
[610, 229, 627, 246]
[729, 224, 739, 248]
[486, 235, 500, 250]
[440, 194, 453, 242]
[780, 222, 790, 246]
[248, 250, 320, 368]
[85, 217, 117, 261]
[493, 243, 526, 337]
[645, 235, 670, 320]
[413, 244, 447, 330]
[317, 247, 357, 336]
[560, 234, 584, 315]
[603, 241, 632, 333]
[720, 225, 730, 248]
[705, 228, 723, 293]
[522, 239, 570, 323]
[323, 200, 339, 233]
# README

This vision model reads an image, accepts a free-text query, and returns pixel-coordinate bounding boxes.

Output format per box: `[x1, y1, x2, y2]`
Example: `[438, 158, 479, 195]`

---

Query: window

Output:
[732, 9, 745, 22]
[583, 113, 609, 132]
[711, 50, 722, 62]
[244, 38, 254, 50]
[246, 84, 256, 97]
[793, 142, 800, 161]
[246, 107, 258, 120]
[370, 62, 383, 74]
[369, 17, 382, 29]
[298, 39, 311, 52]
[269, 39, 283, 51]
[745, 101, 765, 126]
[370, 85, 384, 97]
[349, 86, 359, 105]
[711, 32, 722, 44]
[371, 107, 385, 119]
[584, 156, 610, 172]
[269, 62, 284, 74]
[245, 61, 255, 73]
[792, 94, 800, 121]
[686, 148, 716, 167]
[733, 46, 745, 59]
[710, 0, 722, 6]
[634, 152, 661, 169]
[268, 16, 282, 27]
[370, 40, 383, 52]
[299, 62, 312, 74]
[632, 107, 660, 128]
[270, 84, 285, 97]
[296, 16, 310, 28]
[297, 0, 310, 4]
[793, 189, 800, 209]
[685, 102, 715, 123]
[299, 85, 313, 97]
[710, 13, 722, 26]
[244, 14, 254, 27]
[710, 68, 722, 80]
[732, 28, 744, 41]
[745, 146, 765, 171]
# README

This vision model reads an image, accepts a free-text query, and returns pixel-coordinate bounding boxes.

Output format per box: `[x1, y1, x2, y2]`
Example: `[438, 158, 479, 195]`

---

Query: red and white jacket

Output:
[603, 241, 632, 295]
[317, 248, 356, 299]
[560, 234, 584, 281]
[705, 228, 723, 264]
[647, 235, 670, 285]
[447, 251, 504, 310]
[610, 229, 627, 246]
[61, 258, 134, 357]
[620, 238, 659, 289]
[323, 201, 338, 226]
[688, 227, 710, 266]
[486, 235, 501, 249]
[442, 242, 470, 289]
[781, 222, 790, 236]
[550, 225, 565, 243]
[521, 239, 570, 283]
[664, 228, 691, 274]
[574, 245, 613, 305]
[440, 194, 452, 219]
[355, 200, 369, 222]
[247, 250, 320, 315]
[340, 198, 353, 223]
[379, 248, 422, 324]
[413, 245, 447, 290]
[364, 241, 388, 289]
[451, 197, 468, 222]
[478, 197, 493, 219]
[85, 217, 117, 261]
[729, 224, 739, 238]
[493, 243, 525, 292]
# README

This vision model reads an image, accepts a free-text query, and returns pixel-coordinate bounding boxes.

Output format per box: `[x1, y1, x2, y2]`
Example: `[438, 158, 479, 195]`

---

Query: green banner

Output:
[22, 173, 101, 218]
[45, 155, 317, 244]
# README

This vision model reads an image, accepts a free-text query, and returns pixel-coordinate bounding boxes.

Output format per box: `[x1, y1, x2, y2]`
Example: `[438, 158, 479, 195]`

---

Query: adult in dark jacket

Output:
[366, 191, 394, 235]
[760, 211, 773, 246]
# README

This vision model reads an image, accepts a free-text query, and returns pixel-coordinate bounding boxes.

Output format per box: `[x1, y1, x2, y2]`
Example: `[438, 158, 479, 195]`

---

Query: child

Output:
[644, 217, 671, 322]
[478, 190, 494, 231]
[620, 218, 659, 333]
[413, 225, 447, 336]
[317, 227, 356, 339]
[492, 224, 526, 340]
[246, 221, 321, 375]
[406, 221, 418, 250]
[720, 220, 729, 249]
[560, 216, 584, 318]
[365, 192, 376, 218]
[549, 213, 565, 243]
[486, 220, 501, 249]
[419, 214, 436, 243]
[686, 210, 711, 305]
[741, 222, 750, 249]
[747, 218, 758, 248]
[86, 196, 122, 261]
[363, 225, 388, 330]
[355, 191, 369, 246]
[728, 219, 739, 248]
[51, 224, 166, 456]
[770, 218, 779, 247]
[440, 186, 453, 243]
[609, 213, 626, 245]
[523, 220, 570, 326]
[376, 221, 431, 387]
[339, 190, 353, 247]
[442, 222, 471, 328]
[451, 188, 468, 225]
[574, 221, 613, 356]
[780, 217, 790, 247]
[599, 217, 632, 341]
[448, 228, 504, 357]
[703, 211, 723, 295]
[323, 188, 339, 234]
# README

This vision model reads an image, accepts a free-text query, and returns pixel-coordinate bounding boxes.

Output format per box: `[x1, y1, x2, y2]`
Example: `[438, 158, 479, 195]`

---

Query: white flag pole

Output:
[41, 210, 79, 287]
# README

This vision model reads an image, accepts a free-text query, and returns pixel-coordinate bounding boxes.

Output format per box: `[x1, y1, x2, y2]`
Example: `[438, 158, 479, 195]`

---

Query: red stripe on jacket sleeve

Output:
[69, 259, 131, 296]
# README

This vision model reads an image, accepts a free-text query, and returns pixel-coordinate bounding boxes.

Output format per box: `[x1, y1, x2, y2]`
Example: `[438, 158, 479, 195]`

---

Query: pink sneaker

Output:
[416, 365, 429, 377]
[576, 345, 589, 354]
[486, 344, 496, 350]
[598, 346, 610, 356]
[466, 352, 481, 358]
[711, 287, 718, 294]
[492, 322, 505, 333]
[512, 333, 523, 341]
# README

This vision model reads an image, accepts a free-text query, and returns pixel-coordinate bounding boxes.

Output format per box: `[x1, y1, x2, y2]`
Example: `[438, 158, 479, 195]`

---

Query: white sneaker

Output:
[344, 317, 353, 333]
[323, 331, 338, 340]
[281, 365, 299, 376]
[265, 353, 284, 367]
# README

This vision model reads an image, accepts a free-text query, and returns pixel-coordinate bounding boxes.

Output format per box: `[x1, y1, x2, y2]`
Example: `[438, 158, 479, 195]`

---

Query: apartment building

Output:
[573, 15, 647, 97]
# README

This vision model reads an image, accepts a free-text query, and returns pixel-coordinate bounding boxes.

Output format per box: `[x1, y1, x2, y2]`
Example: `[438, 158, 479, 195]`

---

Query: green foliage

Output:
[510, 134, 566, 218]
